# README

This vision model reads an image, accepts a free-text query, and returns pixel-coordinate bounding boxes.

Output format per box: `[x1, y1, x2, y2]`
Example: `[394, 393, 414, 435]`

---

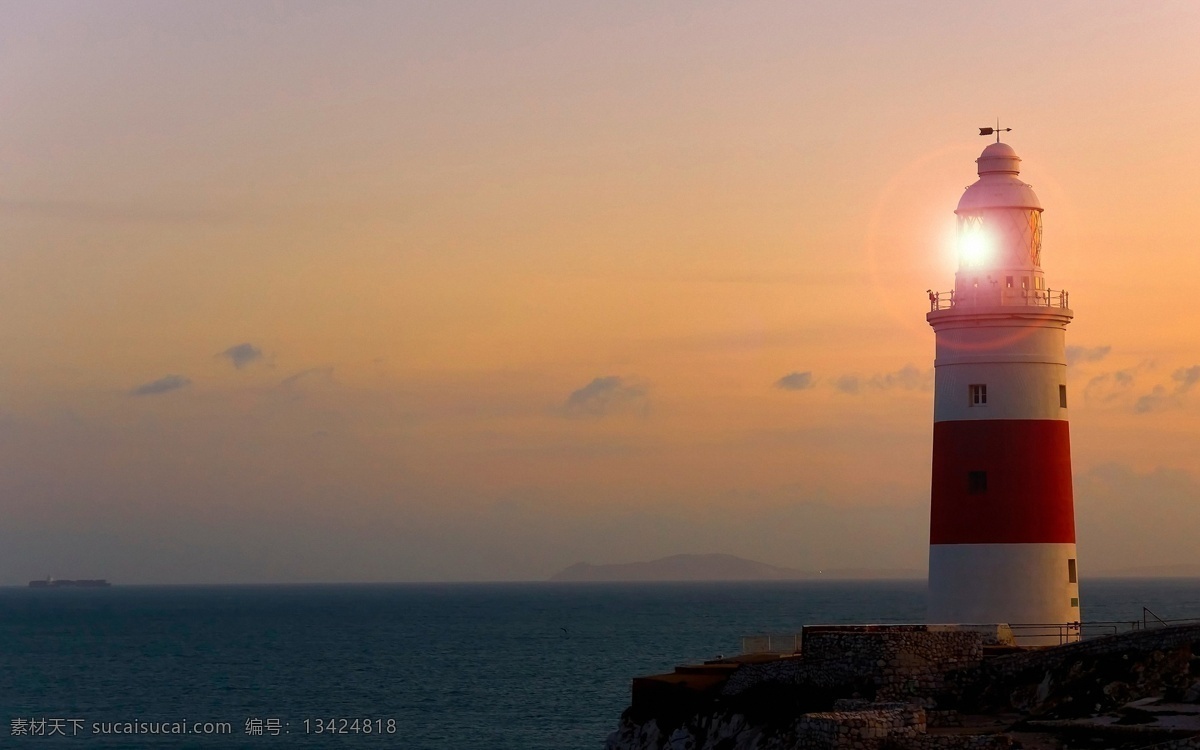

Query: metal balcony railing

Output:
[1008, 613, 1200, 646]
[928, 288, 1069, 312]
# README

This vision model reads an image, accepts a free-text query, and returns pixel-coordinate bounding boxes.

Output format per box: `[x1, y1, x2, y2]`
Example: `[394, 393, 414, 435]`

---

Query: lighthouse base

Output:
[929, 542, 1079, 646]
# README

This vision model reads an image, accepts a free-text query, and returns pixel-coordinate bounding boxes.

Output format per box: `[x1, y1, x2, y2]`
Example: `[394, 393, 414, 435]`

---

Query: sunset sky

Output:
[2, 1, 1199, 583]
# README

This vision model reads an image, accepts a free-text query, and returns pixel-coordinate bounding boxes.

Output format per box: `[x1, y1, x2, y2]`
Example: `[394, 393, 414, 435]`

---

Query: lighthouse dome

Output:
[976, 142, 1020, 174]
[956, 142, 1043, 213]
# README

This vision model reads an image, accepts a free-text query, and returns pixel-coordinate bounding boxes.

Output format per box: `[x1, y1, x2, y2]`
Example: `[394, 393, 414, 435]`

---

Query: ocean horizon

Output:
[4, 578, 1200, 748]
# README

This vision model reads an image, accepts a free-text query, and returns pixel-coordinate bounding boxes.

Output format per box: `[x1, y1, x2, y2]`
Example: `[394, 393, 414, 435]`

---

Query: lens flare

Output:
[960, 227, 990, 266]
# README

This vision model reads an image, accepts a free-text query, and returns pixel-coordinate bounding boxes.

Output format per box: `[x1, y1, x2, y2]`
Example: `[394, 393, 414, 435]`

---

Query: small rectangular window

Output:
[1059, 385, 1068, 409]
[1022, 277, 1030, 289]
[1068, 558, 1077, 583]
[968, 471, 988, 494]
[1005, 276, 1014, 288]
[1070, 597, 1079, 608]
[969, 384, 987, 406]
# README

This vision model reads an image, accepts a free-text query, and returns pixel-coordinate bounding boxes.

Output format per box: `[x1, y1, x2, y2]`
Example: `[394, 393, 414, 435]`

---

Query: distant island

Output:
[549, 553, 922, 582]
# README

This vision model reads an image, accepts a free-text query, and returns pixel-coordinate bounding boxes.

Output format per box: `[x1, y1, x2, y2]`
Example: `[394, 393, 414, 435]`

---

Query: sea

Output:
[3, 578, 1199, 749]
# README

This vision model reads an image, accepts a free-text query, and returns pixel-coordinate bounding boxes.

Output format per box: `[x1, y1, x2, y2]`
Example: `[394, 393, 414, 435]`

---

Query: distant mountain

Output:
[549, 553, 921, 582]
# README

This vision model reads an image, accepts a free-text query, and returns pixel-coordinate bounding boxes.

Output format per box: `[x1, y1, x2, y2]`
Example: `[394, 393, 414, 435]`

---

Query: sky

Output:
[1, 0, 1199, 584]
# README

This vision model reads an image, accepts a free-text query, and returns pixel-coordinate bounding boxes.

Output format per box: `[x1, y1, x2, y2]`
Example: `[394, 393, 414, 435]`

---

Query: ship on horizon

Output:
[28, 577, 111, 588]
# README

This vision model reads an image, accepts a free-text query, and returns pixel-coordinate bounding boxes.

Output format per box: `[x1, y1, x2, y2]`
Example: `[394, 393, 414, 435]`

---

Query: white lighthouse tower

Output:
[926, 136, 1080, 645]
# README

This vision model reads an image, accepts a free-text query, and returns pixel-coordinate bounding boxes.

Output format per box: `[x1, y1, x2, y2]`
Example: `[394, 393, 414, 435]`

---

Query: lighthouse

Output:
[926, 137, 1080, 645]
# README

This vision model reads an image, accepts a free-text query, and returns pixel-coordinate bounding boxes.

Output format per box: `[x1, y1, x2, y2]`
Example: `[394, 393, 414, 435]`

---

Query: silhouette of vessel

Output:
[28, 578, 111, 588]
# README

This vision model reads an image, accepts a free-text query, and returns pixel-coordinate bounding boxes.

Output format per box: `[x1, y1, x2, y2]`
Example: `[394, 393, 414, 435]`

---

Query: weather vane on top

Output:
[978, 118, 1011, 143]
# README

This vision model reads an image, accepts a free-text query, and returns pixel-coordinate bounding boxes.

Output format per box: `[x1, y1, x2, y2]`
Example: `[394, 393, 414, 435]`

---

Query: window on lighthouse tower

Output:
[967, 471, 988, 494]
[969, 384, 987, 406]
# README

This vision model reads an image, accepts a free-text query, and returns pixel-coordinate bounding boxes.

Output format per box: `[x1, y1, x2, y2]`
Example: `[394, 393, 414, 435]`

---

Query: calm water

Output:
[2, 579, 1199, 749]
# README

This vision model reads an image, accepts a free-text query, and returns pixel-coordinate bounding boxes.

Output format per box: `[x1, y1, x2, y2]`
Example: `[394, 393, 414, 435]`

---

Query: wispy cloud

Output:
[279, 367, 335, 390]
[1135, 386, 1170, 414]
[834, 375, 861, 394]
[561, 376, 647, 418]
[264, 367, 337, 405]
[1084, 364, 1145, 405]
[833, 365, 931, 395]
[1135, 365, 1200, 413]
[219, 343, 263, 369]
[871, 364, 931, 391]
[1066, 345, 1112, 366]
[1175, 365, 1200, 392]
[774, 372, 815, 391]
[130, 375, 191, 397]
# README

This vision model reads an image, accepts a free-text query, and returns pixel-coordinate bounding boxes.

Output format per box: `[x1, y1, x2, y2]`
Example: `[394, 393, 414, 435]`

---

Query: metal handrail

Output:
[1005, 621, 1085, 646]
[1008, 616, 1200, 645]
[740, 633, 801, 654]
[1143, 607, 1169, 627]
[928, 288, 1069, 312]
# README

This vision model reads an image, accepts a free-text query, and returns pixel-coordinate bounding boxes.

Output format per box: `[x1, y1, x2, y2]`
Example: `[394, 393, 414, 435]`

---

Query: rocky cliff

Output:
[606, 623, 1200, 750]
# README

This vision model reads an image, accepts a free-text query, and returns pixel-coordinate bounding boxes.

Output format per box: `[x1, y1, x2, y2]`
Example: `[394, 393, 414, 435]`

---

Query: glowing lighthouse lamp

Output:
[926, 128, 1080, 646]
[958, 220, 991, 268]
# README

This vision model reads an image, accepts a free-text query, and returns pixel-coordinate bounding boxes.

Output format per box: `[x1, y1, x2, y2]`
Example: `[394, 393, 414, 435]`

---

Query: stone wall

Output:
[884, 734, 1012, 750]
[792, 703, 926, 749]
[723, 626, 985, 707]
[804, 629, 984, 704]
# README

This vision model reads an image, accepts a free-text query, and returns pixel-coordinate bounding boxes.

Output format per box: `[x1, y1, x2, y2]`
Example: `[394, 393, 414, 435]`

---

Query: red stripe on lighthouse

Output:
[930, 419, 1075, 545]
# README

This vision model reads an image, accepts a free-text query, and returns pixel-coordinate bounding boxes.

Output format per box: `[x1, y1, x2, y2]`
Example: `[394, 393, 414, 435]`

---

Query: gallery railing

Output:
[928, 288, 1069, 312]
